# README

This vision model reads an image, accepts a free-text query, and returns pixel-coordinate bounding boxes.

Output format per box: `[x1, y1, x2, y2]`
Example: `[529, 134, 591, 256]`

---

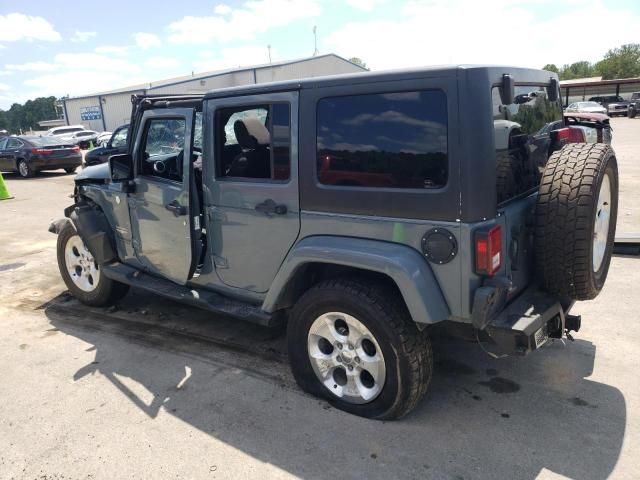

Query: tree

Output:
[558, 61, 597, 80]
[0, 96, 58, 134]
[348, 57, 368, 70]
[595, 43, 640, 80]
[542, 64, 559, 74]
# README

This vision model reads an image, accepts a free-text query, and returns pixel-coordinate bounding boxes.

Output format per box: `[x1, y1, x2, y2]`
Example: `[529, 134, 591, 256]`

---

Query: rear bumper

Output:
[472, 285, 572, 355]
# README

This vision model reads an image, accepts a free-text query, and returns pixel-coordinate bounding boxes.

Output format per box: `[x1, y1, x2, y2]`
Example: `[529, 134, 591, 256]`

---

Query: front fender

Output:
[263, 236, 450, 324]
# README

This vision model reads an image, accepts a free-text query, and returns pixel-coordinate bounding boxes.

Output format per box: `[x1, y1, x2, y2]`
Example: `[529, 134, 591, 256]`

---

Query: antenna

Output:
[313, 26, 319, 56]
[267, 44, 272, 64]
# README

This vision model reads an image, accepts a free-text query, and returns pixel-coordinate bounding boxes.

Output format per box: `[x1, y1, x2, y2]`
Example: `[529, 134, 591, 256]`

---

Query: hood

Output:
[75, 162, 110, 183]
[607, 101, 630, 107]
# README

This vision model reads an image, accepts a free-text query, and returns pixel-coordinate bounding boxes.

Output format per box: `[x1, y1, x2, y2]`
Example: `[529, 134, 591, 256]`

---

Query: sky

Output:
[1, 0, 639, 110]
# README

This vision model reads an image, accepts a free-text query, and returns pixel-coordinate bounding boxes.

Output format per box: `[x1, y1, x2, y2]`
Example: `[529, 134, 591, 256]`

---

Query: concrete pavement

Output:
[0, 118, 639, 480]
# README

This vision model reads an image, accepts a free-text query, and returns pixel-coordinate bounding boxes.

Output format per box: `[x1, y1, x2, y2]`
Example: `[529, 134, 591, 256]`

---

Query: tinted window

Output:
[139, 117, 186, 182]
[215, 103, 290, 181]
[316, 90, 447, 189]
[0, 138, 7, 150]
[492, 85, 563, 203]
[111, 127, 128, 148]
[6, 138, 23, 149]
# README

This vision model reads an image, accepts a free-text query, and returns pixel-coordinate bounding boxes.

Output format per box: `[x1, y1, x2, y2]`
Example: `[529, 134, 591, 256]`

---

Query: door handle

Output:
[255, 199, 287, 216]
[165, 200, 187, 217]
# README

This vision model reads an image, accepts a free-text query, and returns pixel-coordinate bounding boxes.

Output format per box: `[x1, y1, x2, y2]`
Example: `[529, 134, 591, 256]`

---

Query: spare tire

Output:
[535, 144, 618, 300]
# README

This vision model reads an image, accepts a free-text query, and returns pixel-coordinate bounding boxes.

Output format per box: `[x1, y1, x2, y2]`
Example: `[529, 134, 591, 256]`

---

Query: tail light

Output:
[71, 145, 80, 152]
[475, 225, 502, 276]
[31, 148, 53, 154]
[552, 127, 586, 146]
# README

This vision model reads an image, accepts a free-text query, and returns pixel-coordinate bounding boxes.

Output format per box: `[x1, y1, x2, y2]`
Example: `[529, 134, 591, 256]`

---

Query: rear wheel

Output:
[535, 144, 618, 300]
[17, 159, 34, 178]
[64, 167, 77, 174]
[287, 278, 432, 420]
[56, 223, 129, 306]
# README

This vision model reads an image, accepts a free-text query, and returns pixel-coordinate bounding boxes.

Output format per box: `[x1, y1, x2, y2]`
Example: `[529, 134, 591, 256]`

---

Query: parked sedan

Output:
[0, 136, 82, 178]
[84, 124, 129, 166]
[565, 101, 607, 115]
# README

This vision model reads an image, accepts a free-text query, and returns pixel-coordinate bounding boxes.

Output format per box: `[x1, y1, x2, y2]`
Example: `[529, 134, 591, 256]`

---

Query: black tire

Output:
[629, 106, 637, 118]
[57, 223, 129, 306]
[287, 278, 432, 420]
[17, 159, 34, 178]
[64, 167, 77, 174]
[496, 154, 517, 204]
[535, 144, 618, 300]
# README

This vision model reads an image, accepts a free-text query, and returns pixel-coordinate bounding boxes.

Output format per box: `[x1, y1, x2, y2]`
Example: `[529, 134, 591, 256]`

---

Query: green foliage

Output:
[558, 61, 598, 80]
[0, 96, 58, 134]
[543, 43, 640, 81]
[595, 44, 640, 80]
[348, 57, 368, 70]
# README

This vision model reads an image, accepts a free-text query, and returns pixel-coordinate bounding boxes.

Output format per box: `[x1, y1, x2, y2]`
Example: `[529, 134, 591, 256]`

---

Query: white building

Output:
[60, 54, 365, 131]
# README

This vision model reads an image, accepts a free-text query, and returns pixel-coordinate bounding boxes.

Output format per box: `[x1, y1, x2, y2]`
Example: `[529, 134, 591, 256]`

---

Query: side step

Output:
[101, 262, 279, 327]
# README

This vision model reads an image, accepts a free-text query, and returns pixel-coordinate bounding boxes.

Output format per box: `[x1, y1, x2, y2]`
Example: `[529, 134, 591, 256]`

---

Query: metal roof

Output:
[65, 54, 365, 100]
[560, 76, 640, 88]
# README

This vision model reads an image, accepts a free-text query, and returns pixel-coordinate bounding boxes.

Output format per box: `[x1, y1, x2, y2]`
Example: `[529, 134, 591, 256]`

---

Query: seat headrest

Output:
[234, 117, 270, 149]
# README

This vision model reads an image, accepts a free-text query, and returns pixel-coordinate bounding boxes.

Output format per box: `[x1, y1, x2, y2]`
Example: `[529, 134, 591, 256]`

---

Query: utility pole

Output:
[313, 26, 319, 56]
[267, 44, 272, 64]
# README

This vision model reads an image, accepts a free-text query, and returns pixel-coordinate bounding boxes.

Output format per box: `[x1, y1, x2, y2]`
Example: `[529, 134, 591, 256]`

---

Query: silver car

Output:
[566, 101, 608, 115]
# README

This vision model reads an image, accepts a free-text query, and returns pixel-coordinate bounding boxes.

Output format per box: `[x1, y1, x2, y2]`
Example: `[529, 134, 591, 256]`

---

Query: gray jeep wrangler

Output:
[51, 65, 618, 420]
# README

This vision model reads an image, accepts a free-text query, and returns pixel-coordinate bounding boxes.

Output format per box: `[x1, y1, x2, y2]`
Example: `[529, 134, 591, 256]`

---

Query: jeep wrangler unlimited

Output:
[51, 66, 618, 420]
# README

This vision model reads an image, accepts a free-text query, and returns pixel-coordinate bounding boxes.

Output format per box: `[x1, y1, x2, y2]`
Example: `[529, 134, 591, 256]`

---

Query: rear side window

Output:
[316, 90, 448, 189]
[492, 85, 562, 204]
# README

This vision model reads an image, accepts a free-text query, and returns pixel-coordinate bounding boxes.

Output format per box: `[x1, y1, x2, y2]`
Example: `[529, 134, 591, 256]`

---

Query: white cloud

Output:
[0, 13, 61, 42]
[214, 4, 232, 15]
[193, 45, 274, 72]
[5, 53, 143, 104]
[346, 0, 386, 11]
[325, 0, 640, 71]
[144, 56, 181, 69]
[94, 45, 129, 56]
[134, 32, 162, 49]
[71, 30, 97, 43]
[0, 82, 10, 91]
[5, 61, 56, 72]
[168, 0, 321, 44]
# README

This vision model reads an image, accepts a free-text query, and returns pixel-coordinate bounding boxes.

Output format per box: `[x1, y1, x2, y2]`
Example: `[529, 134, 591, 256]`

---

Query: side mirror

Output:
[109, 153, 133, 182]
[500, 74, 515, 105]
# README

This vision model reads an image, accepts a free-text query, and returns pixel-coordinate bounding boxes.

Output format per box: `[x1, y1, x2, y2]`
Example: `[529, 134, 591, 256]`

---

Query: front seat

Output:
[226, 117, 271, 178]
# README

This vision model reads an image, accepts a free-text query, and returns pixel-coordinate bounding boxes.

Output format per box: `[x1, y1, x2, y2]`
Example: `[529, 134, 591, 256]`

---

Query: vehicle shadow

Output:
[44, 292, 625, 480]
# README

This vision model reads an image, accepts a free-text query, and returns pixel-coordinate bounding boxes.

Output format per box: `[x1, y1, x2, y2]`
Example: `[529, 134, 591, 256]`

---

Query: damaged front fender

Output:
[48, 202, 117, 265]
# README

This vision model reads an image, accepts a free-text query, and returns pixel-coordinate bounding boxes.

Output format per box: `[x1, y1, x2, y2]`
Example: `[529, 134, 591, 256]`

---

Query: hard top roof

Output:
[203, 64, 555, 100]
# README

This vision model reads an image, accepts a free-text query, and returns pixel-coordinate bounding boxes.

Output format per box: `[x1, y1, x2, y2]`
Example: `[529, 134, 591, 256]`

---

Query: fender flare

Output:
[49, 202, 116, 265]
[263, 236, 450, 325]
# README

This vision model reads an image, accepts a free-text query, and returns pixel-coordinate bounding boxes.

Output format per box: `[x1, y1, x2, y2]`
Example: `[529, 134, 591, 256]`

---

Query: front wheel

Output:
[56, 223, 129, 306]
[65, 167, 77, 174]
[287, 279, 432, 420]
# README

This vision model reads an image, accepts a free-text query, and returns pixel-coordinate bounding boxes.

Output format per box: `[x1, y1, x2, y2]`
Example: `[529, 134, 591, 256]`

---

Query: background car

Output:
[0, 135, 82, 177]
[589, 95, 630, 116]
[84, 124, 129, 166]
[61, 130, 100, 149]
[566, 101, 608, 115]
[45, 125, 87, 136]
